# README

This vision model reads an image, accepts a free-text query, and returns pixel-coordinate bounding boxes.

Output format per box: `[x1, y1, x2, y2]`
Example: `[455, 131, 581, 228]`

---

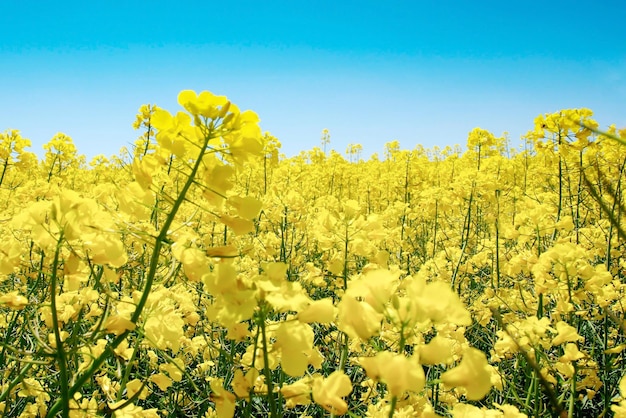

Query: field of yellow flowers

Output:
[1, 90, 626, 418]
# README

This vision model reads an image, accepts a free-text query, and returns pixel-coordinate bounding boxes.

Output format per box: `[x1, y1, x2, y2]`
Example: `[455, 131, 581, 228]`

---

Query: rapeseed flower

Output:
[441, 348, 493, 401]
[312, 371, 352, 415]
[359, 351, 425, 397]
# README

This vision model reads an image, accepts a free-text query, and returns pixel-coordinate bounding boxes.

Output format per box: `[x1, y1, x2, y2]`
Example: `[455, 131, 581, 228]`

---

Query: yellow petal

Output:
[103, 315, 136, 335]
[150, 373, 172, 391]
[337, 296, 382, 340]
[440, 348, 493, 401]
[419, 335, 456, 365]
[206, 245, 239, 258]
[0, 291, 28, 310]
[274, 321, 315, 377]
[312, 371, 352, 415]
[298, 298, 335, 324]
[221, 214, 255, 235]
[359, 352, 424, 397]
[228, 196, 263, 220]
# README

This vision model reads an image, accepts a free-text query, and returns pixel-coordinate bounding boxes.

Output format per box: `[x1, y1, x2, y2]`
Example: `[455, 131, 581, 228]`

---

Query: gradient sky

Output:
[1, 1, 625, 160]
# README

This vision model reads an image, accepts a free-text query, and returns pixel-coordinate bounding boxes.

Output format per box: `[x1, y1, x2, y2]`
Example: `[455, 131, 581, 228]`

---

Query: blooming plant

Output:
[0, 93, 625, 418]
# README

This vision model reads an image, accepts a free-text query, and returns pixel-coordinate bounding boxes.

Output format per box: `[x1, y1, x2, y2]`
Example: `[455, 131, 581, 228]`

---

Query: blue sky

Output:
[1, 1, 625, 160]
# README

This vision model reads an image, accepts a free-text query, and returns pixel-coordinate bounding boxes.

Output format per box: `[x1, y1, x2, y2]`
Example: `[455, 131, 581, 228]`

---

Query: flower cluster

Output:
[1, 93, 625, 418]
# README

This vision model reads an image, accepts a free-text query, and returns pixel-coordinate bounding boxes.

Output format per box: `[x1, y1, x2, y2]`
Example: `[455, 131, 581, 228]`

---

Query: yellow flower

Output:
[83, 233, 127, 268]
[559, 343, 585, 363]
[551, 321, 584, 346]
[177, 90, 229, 119]
[605, 344, 626, 355]
[220, 214, 255, 235]
[359, 351, 425, 397]
[312, 371, 352, 415]
[613, 376, 626, 417]
[201, 162, 235, 206]
[345, 269, 399, 313]
[274, 320, 315, 377]
[144, 308, 185, 353]
[210, 378, 236, 418]
[160, 358, 184, 382]
[126, 379, 149, 400]
[223, 110, 264, 165]
[0, 237, 21, 274]
[226, 323, 251, 342]
[173, 245, 210, 282]
[419, 335, 456, 365]
[555, 362, 575, 379]
[0, 291, 28, 310]
[150, 373, 172, 391]
[612, 402, 626, 418]
[493, 403, 528, 418]
[228, 196, 263, 220]
[68, 395, 99, 418]
[108, 401, 159, 418]
[281, 376, 313, 408]
[117, 181, 155, 218]
[231, 368, 259, 399]
[48, 330, 69, 348]
[18, 378, 49, 401]
[440, 348, 493, 401]
[451, 403, 518, 417]
[151, 109, 198, 158]
[337, 295, 383, 340]
[298, 298, 335, 324]
[404, 277, 472, 326]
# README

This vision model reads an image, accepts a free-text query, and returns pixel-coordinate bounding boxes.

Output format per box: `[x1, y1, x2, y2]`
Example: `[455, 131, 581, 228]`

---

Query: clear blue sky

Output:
[1, 1, 625, 160]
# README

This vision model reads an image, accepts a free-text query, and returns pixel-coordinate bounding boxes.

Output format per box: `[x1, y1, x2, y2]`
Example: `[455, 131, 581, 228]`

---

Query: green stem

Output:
[116, 332, 144, 402]
[603, 312, 610, 414]
[259, 306, 278, 418]
[494, 189, 501, 289]
[338, 332, 349, 372]
[451, 185, 474, 291]
[389, 324, 407, 418]
[263, 151, 268, 194]
[337, 221, 351, 371]
[568, 363, 577, 417]
[47, 126, 215, 417]
[244, 325, 262, 418]
[388, 396, 398, 418]
[552, 132, 563, 242]
[0, 157, 8, 188]
[49, 233, 70, 418]
[432, 200, 438, 260]
[131, 129, 213, 323]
